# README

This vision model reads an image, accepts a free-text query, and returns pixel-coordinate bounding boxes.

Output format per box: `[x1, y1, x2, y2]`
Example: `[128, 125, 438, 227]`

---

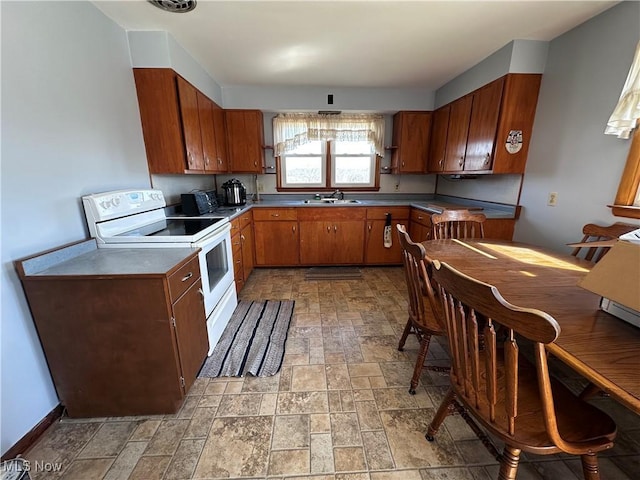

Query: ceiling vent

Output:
[148, 0, 197, 13]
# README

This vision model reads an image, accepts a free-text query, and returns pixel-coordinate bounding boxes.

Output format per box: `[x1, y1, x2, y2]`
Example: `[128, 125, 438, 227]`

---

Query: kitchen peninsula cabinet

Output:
[231, 211, 254, 292]
[391, 111, 432, 173]
[299, 208, 366, 264]
[253, 208, 299, 265]
[365, 207, 410, 264]
[15, 241, 207, 417]
[133, 68, 227, 174]
[225, 109, 265, 173]
[433, 74, 542, 174]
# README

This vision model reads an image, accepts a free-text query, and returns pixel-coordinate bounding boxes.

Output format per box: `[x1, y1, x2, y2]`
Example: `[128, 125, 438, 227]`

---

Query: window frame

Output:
[610, 126, 640, 219]
[276, 140, 381, 192]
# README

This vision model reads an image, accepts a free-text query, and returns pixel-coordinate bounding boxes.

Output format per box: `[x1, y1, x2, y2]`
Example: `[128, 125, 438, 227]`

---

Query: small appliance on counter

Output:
[181, 190, 218, 216]
[221, 179, 246, 206]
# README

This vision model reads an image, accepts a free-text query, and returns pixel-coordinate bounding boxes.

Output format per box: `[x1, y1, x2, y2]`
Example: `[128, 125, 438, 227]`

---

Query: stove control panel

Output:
[83, 189, 166, 223]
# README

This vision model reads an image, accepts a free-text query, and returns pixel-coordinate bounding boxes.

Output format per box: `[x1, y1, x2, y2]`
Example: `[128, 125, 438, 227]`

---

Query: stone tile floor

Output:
[23, 267, 639, 479]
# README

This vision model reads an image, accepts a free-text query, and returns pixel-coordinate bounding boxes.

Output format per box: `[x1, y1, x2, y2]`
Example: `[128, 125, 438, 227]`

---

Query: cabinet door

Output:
[241, 223, 254, 282]
[365, 219, 404, 264]
[225, 110, 264, 173]
[172, 280, 208, 394]
[428, 105, 450, 173]
[464, 78, 504, 171]
[176, 76, 205, 172]
[444, 95, 472, 172]
[197, 92, 218, 173]
[332, 221, 365, 264]
[299, 222, 333, 265]
[133, 68, 188, 174]
[212, 104, 229, 172]
[392, 111, 432, 173]
[254, 221, 299, 265]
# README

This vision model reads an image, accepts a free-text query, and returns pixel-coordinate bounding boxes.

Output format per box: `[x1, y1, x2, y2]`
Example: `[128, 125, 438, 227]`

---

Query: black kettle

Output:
[221, 179, 246, 206]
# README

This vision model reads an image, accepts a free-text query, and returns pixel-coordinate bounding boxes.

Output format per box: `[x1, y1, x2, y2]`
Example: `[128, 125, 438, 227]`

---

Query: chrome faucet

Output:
[330, 189, 344, 200]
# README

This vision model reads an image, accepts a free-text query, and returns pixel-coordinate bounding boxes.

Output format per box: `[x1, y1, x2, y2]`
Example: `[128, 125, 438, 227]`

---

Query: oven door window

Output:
[205, 240, 229, 292]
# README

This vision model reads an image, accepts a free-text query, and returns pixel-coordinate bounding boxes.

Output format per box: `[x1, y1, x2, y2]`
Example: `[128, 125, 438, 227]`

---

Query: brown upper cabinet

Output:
[427, 105, 450, 173]
[225, 109, 265, 173]
[391, 111, 433, 174]
[197, 92, 228, 173]
[133, 68, 228, 174]
[430, 73, 542, 175]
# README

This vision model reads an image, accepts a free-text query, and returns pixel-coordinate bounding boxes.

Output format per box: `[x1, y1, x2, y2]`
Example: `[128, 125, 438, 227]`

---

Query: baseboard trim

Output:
[1, 404, 63, 461]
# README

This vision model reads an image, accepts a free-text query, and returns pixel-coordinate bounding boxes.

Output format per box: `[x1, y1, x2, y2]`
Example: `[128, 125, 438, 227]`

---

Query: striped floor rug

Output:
[198, 300, 295, 378]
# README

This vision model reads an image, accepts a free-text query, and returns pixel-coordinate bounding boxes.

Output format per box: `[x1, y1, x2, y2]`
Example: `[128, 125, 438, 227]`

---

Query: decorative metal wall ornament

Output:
[505, 129, 523, 154]
[148, 0, 197, 13]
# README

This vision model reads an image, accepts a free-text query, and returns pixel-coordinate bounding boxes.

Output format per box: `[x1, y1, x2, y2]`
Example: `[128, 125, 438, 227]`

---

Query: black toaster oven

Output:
[181, 190, 218, 216]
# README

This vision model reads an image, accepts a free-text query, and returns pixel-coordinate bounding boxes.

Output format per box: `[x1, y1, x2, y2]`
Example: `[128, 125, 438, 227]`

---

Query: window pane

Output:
[334, 156, 372, 184]
[284, 156, 323, 184]
[334, 140, 373, 155]
[290, 140, 323, 155]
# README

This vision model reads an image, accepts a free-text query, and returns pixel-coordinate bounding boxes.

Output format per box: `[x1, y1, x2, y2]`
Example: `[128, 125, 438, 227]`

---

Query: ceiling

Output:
[93, 0, 618, 90]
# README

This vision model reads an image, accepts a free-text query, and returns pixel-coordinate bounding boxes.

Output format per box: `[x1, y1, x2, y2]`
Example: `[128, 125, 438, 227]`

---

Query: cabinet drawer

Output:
[410, 208, 432, 226]
[238, 211, 252, 228]
[253, 208, 298, 221]
[230, 217, 242, 236]
[366, 206, 410, 220]
[168, 257, 200, 301]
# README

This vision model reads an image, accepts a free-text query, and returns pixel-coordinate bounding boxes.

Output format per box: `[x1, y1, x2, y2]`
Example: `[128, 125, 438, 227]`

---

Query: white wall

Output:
[515, 1, 640, 252]
[1, 1, 150, 455]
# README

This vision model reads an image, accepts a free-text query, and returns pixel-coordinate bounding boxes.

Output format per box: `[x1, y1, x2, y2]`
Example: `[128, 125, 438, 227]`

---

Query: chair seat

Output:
[453, 351, 617, 455]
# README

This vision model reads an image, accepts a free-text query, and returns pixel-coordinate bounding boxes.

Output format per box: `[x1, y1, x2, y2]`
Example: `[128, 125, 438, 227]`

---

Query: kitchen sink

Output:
[303, 198, 360, 204]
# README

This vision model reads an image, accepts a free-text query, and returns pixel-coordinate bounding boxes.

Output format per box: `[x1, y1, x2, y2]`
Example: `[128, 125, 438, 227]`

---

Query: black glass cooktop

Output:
[117, 218, 225, 238]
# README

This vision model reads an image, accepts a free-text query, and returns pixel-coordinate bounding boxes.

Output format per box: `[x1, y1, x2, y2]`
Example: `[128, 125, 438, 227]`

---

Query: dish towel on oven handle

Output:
[383, 213, 392, 248]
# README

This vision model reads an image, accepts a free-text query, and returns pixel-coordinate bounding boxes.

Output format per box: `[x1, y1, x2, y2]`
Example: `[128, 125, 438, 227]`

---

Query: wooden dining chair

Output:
[571, 222, 637, 263]
[425, 261, 617, 480]
[396, 224, 448, 395]
[431, 209, 487, 240]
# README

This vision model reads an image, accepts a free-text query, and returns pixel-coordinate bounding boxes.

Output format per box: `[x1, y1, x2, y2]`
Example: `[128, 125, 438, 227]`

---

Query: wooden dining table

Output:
[422, 238, 640, 415]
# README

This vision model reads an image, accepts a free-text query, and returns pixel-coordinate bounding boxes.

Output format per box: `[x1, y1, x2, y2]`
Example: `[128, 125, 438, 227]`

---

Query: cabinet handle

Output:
[368, 224, 372, 231]
[439, 159, 443, 166]
[418, 216, 423, 220]
[205, 156, 210, 166]
[271, 213, 280, 217]
[292, 225, 296, 233]
[232, 240, 240, 246]
[334, 225, 337, 233]
[181, 272, 193, 282]
[235, 259, 241, 264]
[218, 157, 222, 165]
[197, 288, 204, 298]
[402, 161, 405, 167]
[484, 153, 491, 165]
[254, 161, 257, 167]
[240, 234, 245, 242]
[327, 226, 330, 233]
[459, 159, 464, 167]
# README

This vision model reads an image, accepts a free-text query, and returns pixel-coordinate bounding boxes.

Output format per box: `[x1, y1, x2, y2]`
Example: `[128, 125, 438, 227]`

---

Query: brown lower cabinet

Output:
[298, 208, 366, 265]
[253, 208, 300, 266]
[246, 206, 516, 271]
[365, 207, 410, 264]
[231, 211, 255, 293]
[15, 245, 207, 418]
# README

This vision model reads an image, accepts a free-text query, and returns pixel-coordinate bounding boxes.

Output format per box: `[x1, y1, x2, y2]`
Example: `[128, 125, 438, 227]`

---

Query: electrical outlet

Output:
[394, 183, 400, 192]
[257, 182, 263, 192]
[547, 192, 558, 206]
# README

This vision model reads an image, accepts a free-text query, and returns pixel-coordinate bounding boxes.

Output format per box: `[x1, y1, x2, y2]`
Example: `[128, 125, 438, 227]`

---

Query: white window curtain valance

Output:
[273, 113, 385, 157]
[605, 41, 640, 139]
